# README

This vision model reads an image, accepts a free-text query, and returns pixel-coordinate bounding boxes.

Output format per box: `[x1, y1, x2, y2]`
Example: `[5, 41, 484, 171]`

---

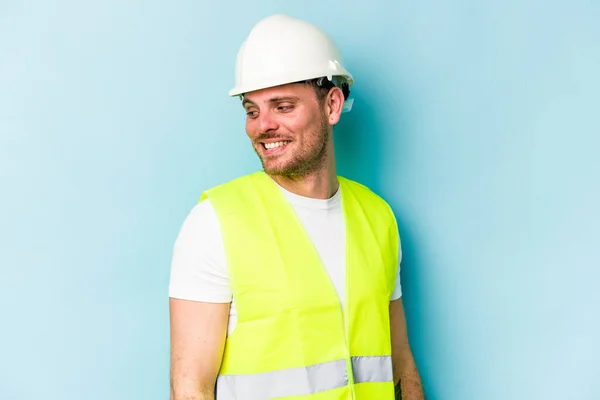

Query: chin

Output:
[261, 155, 288, 171]
[262, 162, 291, 176]
[262, 164, 286, 175]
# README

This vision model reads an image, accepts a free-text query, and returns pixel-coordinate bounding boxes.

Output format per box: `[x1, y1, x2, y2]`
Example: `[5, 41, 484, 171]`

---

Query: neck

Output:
[269, 139, 338, 199]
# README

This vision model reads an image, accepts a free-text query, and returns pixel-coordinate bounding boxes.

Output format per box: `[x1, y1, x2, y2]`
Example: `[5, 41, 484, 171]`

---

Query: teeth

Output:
[264, 141, 288, 150]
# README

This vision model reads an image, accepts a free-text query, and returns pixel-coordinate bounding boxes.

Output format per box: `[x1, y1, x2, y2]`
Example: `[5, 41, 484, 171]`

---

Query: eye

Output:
[277, 104, 294, 112]
[246, 110, 258, 118]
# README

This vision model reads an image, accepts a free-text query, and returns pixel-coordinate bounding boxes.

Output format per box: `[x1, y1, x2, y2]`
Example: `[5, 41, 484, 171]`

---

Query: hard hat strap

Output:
[315, 76, 351, 100]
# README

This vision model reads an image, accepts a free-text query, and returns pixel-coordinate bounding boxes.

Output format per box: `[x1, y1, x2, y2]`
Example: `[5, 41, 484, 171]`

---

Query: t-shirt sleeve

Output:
[168, 199, 232, 303]
[390, 235, 403, 300]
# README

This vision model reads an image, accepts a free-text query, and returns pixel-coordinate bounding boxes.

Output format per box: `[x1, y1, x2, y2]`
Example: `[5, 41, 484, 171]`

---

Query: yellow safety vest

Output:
[200, 171, 399, 399]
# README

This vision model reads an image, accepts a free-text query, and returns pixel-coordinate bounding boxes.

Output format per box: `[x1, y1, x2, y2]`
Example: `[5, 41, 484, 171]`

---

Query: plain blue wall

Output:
[1, 1, 598, 399]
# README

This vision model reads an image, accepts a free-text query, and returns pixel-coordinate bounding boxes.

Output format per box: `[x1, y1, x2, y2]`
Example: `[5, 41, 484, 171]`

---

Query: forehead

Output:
[242, 83, 315, 105]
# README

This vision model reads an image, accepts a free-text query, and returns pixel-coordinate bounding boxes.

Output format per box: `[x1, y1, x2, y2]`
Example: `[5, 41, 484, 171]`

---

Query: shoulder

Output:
[339, 176, 394, 212]
[175, 199, 221, 246]
[190, 198, 218, 222]
[170, 199, 232, 303]
[339, 176, 399, 234]
[198, 172, 265, 209]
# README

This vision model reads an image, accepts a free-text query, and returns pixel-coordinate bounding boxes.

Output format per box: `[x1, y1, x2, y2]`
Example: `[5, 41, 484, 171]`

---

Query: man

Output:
[169, 14, 424, 400]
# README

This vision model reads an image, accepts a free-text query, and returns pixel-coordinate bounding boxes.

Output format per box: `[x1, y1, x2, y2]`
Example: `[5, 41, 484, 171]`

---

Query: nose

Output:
[257, 110, 279, 133]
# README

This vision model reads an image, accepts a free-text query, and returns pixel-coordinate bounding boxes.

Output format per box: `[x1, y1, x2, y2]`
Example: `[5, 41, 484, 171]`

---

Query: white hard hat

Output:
[229, 14, 354, 110]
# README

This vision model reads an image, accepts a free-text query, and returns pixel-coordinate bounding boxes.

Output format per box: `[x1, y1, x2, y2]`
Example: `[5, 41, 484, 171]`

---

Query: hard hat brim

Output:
[229, 72, 354, 97]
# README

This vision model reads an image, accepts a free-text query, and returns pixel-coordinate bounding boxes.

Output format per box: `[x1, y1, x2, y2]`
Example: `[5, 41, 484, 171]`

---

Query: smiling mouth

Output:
[262, 140, 291, 151]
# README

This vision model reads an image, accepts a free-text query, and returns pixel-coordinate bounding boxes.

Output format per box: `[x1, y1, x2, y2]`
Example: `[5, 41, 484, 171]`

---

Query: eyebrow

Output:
[242, 96, 301, 108]
[242, 98, 256, 108]
[268, 96, 301, 104]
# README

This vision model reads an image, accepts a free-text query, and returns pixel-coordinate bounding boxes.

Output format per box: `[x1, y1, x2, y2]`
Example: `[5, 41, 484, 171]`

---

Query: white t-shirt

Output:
[169, 182, 402, 336]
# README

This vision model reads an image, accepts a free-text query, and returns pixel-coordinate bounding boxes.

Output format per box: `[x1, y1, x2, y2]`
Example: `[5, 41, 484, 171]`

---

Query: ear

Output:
[325, 87, 345, 126]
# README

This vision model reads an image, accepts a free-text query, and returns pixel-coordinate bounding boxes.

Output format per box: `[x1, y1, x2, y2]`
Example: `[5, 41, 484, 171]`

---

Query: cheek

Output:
[295, 119, 322, 142]
[283, 116, 310, 138]
[245, 119, 257, 139]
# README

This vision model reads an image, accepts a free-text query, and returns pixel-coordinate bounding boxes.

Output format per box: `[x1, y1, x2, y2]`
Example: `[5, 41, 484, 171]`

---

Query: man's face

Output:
[242, 83, 330, 177]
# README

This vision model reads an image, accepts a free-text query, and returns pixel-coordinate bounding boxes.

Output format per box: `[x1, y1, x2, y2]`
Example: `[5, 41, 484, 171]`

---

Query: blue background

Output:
[1, 1, 599, 399]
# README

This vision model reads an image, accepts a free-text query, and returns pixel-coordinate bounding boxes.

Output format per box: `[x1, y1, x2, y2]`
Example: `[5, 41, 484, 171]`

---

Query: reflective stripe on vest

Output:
[215, 356, 393, 400]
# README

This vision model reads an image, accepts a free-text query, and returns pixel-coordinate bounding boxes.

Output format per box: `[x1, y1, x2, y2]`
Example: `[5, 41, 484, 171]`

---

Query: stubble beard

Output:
[256, 117, 330, 178]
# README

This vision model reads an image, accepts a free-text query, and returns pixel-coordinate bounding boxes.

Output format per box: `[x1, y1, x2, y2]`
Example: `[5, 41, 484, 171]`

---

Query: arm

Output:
[168, 200, 233, 399]
[390, 298, 424, 400]
[170, 298, 230, 400]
